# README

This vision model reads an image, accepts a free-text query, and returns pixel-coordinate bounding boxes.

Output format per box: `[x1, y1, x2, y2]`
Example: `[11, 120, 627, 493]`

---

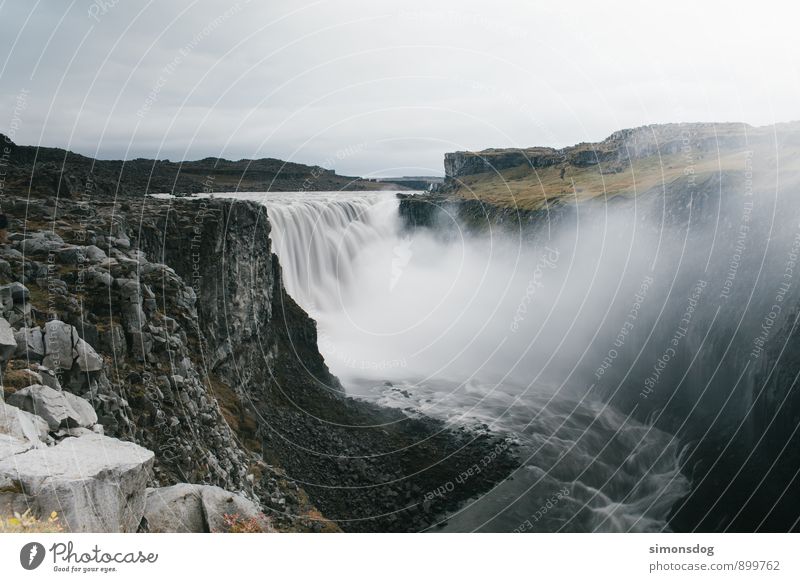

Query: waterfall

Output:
[240, 190, 692, 532]
[262, 192, 398, 312]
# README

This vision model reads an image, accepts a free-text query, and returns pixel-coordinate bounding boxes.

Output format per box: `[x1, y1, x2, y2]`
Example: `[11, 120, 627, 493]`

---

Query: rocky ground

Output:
[0, 190, 517, 533]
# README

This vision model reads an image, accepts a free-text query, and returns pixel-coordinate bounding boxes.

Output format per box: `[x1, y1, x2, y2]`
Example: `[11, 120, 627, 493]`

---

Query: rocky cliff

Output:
[438, 122, 800, 211]
[0, 190, 515, 533]
[444, 122, 783, 179]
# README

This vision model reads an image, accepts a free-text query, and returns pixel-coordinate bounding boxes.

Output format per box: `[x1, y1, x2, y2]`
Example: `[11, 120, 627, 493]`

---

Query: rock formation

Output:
[0, 148, 515, 532]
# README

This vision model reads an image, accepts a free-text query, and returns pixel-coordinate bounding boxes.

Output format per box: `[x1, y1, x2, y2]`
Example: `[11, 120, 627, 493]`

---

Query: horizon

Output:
[3, 117, 798, 179]
[1, 0, 798, 177]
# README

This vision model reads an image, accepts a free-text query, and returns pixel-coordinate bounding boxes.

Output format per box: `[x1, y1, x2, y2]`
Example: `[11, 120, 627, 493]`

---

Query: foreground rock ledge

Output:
[0, 433, 154, 532]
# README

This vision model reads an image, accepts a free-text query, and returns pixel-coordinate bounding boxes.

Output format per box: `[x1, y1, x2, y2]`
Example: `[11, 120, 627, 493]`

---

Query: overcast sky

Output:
[0, 0, 797, 177]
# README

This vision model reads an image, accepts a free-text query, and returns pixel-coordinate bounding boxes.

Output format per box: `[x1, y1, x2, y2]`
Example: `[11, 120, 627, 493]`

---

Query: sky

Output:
[0, 0, 797, 177]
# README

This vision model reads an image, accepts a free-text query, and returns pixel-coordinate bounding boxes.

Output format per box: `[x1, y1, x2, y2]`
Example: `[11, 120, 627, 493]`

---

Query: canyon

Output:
[3, 121, 800, 532]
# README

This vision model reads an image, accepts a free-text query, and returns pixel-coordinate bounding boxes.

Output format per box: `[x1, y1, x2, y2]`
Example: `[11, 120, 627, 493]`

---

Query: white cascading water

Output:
[263, 192, 397, 312]
[211, 190, 690, 532]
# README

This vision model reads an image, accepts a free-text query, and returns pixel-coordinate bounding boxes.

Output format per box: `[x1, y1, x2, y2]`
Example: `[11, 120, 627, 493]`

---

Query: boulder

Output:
[7, 384, 96, 430]
[34, 365, 61, 390]
[41, 320, 104, 373]
[62, 391, 98, 427]
[0, 402, 49, 446]
[83, 245, 108, 262]
[19, 237, 62, 255]
[14, 326, 46, 361]
[0, 434, 155, 532]
[0, 317, 15, 365]
[199, 485, 268, 532]
[41, 321, 74, 371]
[144, 484, 269, 533]
[55, 246, 86, 265]
[143, 484, 208, 533]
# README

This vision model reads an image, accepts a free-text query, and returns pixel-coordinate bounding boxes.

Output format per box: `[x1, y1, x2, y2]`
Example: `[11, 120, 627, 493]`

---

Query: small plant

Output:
[0, 510, 63, 533]
[216, 513, 271, 533]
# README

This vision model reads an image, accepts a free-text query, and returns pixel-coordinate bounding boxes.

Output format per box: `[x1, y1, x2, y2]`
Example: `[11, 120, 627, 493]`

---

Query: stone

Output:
[83, 245, 107, 262]
[42, 320, 104, 373]
[62, 391, 98, 427]
[128, 331, 153, 362]
[143, 484, 208, 533]
[0, 402, 49, 447]
[0, 317, 16, 365]
[5, 282, 29, 303]
[55, 246, 86, 265]
[7, 384, 95, 430]
[34, 365, 61, 390]
[200, 485, 269, 532]
[0, 434, 155, 532]
[19, 236, 62, 255]
[41, 320, 74, 372]
[85, 267, 113, 288]
[14, 326, 45, 361]
[0, 434, 35, 462]
[121, 303, 146, 332]
[143, 484, 269, 533]
[98, 323, 126, 359]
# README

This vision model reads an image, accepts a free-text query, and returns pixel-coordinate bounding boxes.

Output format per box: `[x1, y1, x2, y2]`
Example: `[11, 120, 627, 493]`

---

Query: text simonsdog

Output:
[649, 544, 714, 557]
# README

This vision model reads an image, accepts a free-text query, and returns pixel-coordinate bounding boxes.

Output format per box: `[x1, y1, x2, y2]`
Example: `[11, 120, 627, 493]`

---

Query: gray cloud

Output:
[1, 0, 798, 177]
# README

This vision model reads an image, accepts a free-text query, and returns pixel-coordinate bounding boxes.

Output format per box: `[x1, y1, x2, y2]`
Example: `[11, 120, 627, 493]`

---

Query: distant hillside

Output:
[439, 122, 800, 209]
[0, 134, 389, 198]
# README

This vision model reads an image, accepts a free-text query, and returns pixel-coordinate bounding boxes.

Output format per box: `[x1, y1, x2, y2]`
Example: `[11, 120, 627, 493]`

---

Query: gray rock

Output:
[86, 267, 113, 288]
[0, 434, 155, 532]
[0, 434, 35, 462]
[0, 402, 49, 446]
[144, 484, 208, 533]
[98, 323, 126, 359]
[6, 282, 29, 303]
[55, 246, 86, 265]
[7, 384, 95, 430]
[34, 365, 61, 390]
[19, 235, 62, 254]
[83, 245, 108, 262]
[128, 331, 152, 362]
[144, 484, 269, 533]
[14, 326, 45, 361]
[41, 320, 74, 372]
[42, 320, 104, 373]
[0, 317, 16, 364]
[200, 485, 269, 532]
[62, 391, 98, 427]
